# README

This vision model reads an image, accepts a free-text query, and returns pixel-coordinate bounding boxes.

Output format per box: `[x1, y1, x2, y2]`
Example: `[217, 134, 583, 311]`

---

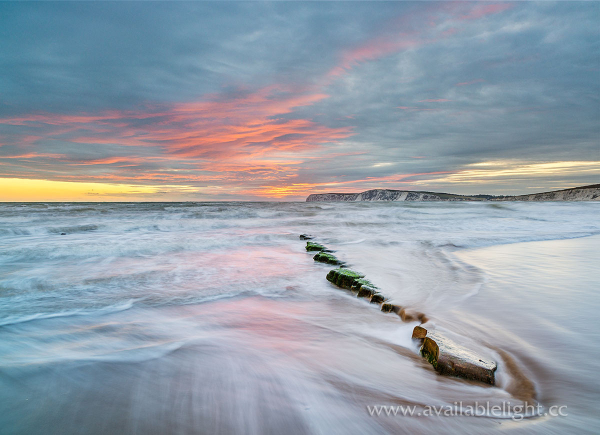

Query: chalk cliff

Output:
[306, 185, 600, 202]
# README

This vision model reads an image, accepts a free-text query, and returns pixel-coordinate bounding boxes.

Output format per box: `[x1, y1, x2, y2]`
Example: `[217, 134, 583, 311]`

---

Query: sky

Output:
[0, 1, 598, 201]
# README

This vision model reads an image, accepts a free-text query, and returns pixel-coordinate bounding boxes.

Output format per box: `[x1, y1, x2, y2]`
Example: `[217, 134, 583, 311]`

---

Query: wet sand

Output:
[1, 202, 598, 434]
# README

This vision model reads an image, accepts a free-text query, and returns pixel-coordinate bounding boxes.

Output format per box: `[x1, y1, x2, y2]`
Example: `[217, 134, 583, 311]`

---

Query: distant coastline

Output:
[306, 184, 600, 202]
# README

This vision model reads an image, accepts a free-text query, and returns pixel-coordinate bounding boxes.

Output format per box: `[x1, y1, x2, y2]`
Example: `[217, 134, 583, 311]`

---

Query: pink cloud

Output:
[0, 85, 354, 180]
[396, 106, 440, 112]
[458, 3, 513, 21]
[456, 79, 485, 87]
[325, 3, 513, 80]
[0, 2, 517, 198]
[327, 36, 421, 78]
[0, 152, 65, 159]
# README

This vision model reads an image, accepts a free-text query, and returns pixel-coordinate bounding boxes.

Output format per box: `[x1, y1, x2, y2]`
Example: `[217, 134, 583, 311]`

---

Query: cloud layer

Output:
[0, 2, 598, 200]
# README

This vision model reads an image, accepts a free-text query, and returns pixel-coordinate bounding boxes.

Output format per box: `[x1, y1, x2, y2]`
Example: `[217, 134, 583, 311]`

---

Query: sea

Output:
[0, 201, 599, 434]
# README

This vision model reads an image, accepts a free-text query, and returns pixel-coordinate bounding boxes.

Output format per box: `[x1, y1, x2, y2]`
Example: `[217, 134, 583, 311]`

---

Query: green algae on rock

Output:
[338, 270, 365, 289]
[326, 268, 365, 289]
[313, 252, 343, 265]
[350, 278, 374, 292]
[412, 326, 497, 385]
[306, 242, 327, 252]
[325, 269, 340, 284]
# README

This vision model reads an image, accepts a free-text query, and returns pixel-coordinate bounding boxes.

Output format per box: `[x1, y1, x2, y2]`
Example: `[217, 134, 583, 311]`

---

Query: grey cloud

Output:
[0, 1, 598, 198]
[297, 2, 599, 168]
[0, 2, 399, 115]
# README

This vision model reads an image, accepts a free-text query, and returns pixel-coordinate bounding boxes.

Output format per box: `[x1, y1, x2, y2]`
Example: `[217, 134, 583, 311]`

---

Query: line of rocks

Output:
[300, 234, 498, 386]
[303, 235, 429, 320]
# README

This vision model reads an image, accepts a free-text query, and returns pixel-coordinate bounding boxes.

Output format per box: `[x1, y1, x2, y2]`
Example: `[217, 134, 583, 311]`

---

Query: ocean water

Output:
[0, 201, 599, 434]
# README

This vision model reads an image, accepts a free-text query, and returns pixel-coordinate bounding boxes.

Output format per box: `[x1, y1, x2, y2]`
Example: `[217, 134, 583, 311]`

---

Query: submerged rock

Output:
[299, 234, 313, 240]
[400, 308, 428, 323]
[412, 326, 497, 385]
[326, 268, 365, 289]
[313, 252, 343, 265]
[319, 261, 390, 315]
[412, 325, 428, 339]
[356, 285, 378, 298]
[381, 303, 400, 313]
[325, 269, 340, 284]
[381, 304, 427, 323]
[306, 242, 327, 252]
[350, 278, 374, 292]
[325, 268, 389, 303]
[370, 294, 385, 304]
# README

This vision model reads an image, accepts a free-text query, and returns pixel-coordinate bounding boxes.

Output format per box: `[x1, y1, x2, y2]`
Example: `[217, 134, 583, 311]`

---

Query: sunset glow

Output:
[1, 1, 598, 200]
[0, 178, 198, 202]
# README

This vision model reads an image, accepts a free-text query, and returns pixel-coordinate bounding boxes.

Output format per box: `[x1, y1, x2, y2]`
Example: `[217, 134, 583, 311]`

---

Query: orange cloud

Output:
[2, 85, 352, 165]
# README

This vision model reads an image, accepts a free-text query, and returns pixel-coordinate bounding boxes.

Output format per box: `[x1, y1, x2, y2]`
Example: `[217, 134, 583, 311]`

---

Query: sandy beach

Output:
[0, 202, 598, 434]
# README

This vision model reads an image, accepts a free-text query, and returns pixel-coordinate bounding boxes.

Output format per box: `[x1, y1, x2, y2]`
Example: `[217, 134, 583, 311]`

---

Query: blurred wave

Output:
[0, 202, 598, 434]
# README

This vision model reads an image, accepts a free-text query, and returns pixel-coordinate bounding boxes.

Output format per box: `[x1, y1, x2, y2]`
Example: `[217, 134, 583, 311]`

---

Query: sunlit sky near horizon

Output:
[0, 1, 599, 201]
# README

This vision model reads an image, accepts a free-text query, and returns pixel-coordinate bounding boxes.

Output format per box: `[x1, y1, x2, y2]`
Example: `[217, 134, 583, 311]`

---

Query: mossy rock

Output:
[326, 268, 364, 289]
[350, 278, 375, 292]
[336, 269, 364, 289]
[313, 252, 342, 265]
[421, 345, 438, 369]
[370, 294, 385, 304]
[306, 242, 327, 252]
[326, 269, 340, 283]
[357, 285, 378, 298]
